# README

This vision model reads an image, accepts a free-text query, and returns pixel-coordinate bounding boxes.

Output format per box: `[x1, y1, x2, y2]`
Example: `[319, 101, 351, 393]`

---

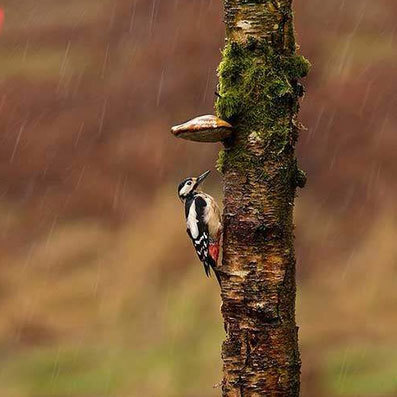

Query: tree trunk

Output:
[216, 1, 309, 396]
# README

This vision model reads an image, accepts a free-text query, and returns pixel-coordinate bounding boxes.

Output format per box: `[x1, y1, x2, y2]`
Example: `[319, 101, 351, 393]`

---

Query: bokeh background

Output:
[0, 0, 396, 396]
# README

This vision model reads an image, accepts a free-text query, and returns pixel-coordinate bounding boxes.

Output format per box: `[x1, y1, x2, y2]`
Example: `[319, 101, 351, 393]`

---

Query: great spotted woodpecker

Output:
[178, 170, 222, 284]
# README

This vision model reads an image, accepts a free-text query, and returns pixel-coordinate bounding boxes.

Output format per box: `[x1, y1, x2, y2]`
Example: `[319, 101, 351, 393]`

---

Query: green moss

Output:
[216, 150, 226, 173]
[215, 39, 310, 173]
[216, 148, 252, 174]
[295, 168, 307, 189]
[283, 54, 311, 80]
[216, 40, 309, 125]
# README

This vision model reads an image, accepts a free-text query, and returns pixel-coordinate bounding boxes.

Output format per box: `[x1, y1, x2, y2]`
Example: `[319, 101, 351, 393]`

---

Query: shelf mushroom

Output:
[171, 115, 233, 143]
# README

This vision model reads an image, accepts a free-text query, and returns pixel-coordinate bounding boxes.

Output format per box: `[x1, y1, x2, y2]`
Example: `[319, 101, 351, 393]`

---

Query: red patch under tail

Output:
[209, 243, 219, 264]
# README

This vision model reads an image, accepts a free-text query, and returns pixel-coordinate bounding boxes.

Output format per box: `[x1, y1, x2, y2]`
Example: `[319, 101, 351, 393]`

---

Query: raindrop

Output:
[149, 0, 158, 36]
[98, 98, 108, 136]
[60, 40, 71, 75]
[101, 43, 110, 79]
[75, 166, 86, 190]
[202, 66, 211, 104]
[50, 348, 61, 383]
[156, 69, 165, 106]
[22, 39, 30, 61]
[360, 80, 374, 115]
[113, 175, 122, 210]
[10, 123, 25, 163]
[129, 0, 137, 33]
[310, 105, 325, 140]
[75, 121, 85, 147]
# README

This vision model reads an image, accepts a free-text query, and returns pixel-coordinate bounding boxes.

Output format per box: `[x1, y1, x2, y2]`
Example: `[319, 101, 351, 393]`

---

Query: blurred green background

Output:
[0, 0, 396, 396]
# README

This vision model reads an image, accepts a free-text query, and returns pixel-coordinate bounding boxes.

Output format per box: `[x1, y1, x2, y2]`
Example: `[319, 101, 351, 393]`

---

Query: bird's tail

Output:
[212, 266, 222, 287]
[204, 257, 222, 287]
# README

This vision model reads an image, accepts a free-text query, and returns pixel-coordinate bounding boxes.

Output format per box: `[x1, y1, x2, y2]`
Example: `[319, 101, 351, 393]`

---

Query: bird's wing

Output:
[185, 195, 213, 277]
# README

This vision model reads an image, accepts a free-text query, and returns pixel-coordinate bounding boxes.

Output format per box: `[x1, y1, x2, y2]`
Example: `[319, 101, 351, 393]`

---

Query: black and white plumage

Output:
[185, 194, 212, 277]
[178, 171, 222, 283]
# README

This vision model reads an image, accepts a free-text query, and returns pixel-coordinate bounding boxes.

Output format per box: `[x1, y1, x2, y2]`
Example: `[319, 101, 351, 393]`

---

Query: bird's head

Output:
[178, 170, 210, 202]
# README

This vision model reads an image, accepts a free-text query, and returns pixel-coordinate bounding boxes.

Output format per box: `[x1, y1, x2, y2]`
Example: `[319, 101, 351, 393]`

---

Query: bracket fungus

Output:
[171, 115, 233, 143]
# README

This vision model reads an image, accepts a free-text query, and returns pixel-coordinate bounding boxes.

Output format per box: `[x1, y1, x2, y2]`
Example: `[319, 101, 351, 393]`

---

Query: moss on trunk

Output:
[216, 40, 309, 172]
[216, 1, 309, 396]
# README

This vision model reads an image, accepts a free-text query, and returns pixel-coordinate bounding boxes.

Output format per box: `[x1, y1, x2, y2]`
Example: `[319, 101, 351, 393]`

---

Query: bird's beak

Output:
[196, 170, 211, 186]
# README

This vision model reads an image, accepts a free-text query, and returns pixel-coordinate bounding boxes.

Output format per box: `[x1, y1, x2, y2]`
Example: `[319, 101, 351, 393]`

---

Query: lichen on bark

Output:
[216, 1, 309, 396]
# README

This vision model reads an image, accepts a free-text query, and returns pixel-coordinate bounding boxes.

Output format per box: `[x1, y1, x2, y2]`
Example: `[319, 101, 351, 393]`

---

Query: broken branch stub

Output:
[171, 115, 233, 143]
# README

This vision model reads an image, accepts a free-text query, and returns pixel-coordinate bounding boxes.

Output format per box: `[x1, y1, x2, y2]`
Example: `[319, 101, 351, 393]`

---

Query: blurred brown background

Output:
[0, 0, 396, 396]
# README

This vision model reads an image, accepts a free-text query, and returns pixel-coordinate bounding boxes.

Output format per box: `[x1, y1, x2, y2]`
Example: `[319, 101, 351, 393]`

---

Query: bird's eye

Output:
[187, 181, 192, 185]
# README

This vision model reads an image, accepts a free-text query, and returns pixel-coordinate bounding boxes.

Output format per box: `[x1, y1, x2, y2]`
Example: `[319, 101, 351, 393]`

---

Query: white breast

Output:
[198, 193, 222, 239]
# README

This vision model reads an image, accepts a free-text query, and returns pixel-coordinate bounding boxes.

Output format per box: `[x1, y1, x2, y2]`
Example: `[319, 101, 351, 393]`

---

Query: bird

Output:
[178, 170, 222, 285]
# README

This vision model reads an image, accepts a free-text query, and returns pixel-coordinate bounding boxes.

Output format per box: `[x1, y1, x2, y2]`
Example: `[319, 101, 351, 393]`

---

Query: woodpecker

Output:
[178, 170, 222, 284]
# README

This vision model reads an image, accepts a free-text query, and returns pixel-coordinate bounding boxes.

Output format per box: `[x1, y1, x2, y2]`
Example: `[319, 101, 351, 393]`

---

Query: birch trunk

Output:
[216, 1, 309, 395]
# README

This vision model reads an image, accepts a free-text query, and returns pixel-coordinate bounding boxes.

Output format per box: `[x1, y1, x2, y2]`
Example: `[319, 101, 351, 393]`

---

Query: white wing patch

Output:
[187, 199, 199, 239]
[195, 234, 206, 245]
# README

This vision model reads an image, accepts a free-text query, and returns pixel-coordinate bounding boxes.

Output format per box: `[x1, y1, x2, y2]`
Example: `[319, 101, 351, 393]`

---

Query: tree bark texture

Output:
[216, 1, 309, 396]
